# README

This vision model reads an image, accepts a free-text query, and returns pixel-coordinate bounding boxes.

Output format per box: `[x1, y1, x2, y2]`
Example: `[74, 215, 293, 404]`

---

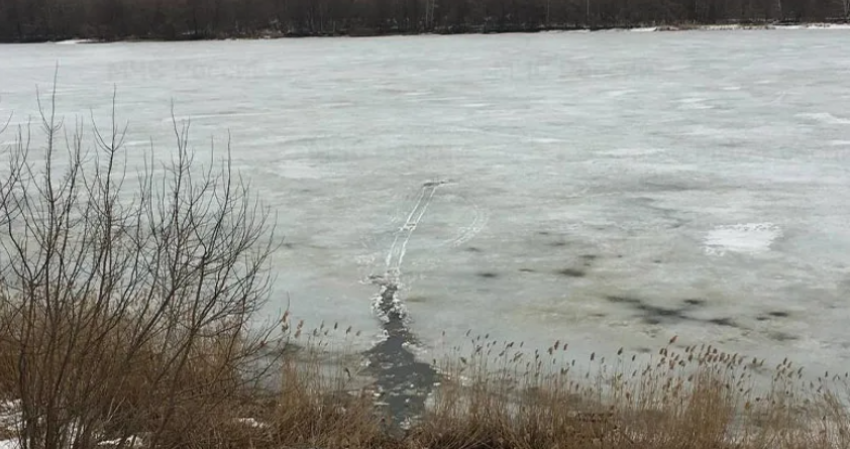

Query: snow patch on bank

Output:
[235, 417, 269, 429]
[793, 23, 850, 30]
[0, 400, 146, 449]
[54, 39, 99, 45]
[655, 22, 850, 32]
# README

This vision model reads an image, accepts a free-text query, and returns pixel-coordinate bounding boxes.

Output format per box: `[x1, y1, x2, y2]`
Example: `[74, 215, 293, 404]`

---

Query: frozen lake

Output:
[2, 30, 850, 377]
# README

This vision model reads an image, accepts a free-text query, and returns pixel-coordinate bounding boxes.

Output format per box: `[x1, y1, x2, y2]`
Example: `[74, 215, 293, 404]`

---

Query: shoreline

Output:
[10, 21, 850, 46]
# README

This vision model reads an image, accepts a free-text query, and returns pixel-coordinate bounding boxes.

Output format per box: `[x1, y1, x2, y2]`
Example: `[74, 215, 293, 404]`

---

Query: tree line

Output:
[1, 0, 848, 42]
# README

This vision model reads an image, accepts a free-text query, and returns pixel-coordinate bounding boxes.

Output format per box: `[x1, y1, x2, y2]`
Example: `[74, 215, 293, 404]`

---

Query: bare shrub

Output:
[0, 80, 279, 449]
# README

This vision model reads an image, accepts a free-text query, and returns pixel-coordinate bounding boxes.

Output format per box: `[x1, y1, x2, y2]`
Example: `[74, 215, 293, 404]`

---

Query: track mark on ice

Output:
[445, 196, 490, 248]
[383, 181, 448, 278]
[367, 180, 449, 432]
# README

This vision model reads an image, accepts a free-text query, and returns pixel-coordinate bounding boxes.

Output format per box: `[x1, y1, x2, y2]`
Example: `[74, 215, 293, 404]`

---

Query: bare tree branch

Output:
[0, 75, 282, 449]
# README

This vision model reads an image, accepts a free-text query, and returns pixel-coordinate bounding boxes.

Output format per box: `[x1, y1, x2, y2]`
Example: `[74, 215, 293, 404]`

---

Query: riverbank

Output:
[0, 325, 846, 449]
[16, 20, 850, 46]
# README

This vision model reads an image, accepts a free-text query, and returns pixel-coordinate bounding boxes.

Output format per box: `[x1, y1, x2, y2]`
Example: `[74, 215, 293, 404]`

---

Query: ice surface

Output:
[798, 112, 850, 125]
[2, 30, 850, 377]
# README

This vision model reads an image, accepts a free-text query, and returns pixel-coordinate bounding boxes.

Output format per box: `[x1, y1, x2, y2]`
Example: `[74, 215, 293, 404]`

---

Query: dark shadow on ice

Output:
[605, 294, 746, 330]
[769, 331, 799, 342]
[556, 268, 587, 278]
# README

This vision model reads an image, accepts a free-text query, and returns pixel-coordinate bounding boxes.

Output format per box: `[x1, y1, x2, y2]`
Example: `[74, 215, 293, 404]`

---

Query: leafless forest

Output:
[1, 0, 849, 42]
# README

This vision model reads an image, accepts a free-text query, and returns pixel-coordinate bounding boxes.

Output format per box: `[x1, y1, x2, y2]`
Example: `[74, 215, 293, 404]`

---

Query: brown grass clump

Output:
[0, 297, 251, 442]
[0, 297, 389, 449]
[412, 335, 850, 449]
[263, 317, 388, 449]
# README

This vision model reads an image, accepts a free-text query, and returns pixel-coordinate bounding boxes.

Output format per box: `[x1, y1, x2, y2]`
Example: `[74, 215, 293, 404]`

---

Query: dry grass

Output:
[0, 294, 264, 448]
[0, 299, 387, 449]
[1, 301, 849, 449]
[263, 316, 389, 449]
[411, 334, 850, 449]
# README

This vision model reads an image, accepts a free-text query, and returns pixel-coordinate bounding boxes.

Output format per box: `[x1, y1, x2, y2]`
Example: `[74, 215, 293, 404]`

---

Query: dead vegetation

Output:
[412, 334, 850, 449]
[1, 84, 849, 449]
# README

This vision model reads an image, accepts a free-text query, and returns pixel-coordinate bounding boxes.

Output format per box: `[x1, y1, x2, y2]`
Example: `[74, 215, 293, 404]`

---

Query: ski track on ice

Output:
[384, 181, 442, 279]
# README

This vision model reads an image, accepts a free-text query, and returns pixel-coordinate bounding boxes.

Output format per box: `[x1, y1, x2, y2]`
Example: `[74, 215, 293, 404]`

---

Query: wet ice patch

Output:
[371, 285, 409, 324]
[402, 340, 429, 357]
[704, 223, 782, 256]
[371, 329, 390, 345]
